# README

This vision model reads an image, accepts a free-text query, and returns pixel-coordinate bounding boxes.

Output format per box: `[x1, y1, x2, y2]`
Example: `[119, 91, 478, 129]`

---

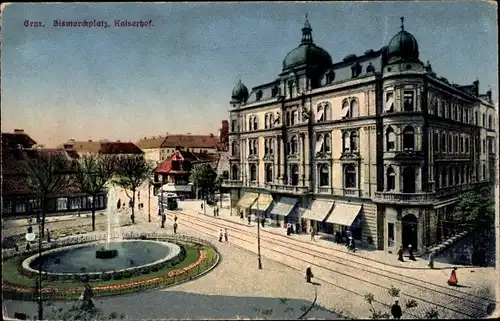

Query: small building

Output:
[135, 135, 168, 165]
[59, 139, 144, 156]
[159, 134, 219, 161]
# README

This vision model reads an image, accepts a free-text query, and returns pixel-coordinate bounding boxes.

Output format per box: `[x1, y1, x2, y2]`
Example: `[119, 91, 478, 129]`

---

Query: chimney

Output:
[472, 80, 479, 96]
[14, 129, 24, 134]
[487, 89, 492, 102]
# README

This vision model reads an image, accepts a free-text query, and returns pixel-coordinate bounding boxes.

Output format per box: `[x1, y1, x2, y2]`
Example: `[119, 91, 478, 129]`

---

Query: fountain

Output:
[96, 187, 121, 259]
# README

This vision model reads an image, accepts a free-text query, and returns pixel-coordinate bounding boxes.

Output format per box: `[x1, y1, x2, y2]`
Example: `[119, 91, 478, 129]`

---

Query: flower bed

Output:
[3, 233, 220, 301]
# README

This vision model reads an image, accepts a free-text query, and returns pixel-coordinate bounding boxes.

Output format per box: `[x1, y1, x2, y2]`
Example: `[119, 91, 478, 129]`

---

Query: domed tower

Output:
[230, 78, 249, 106]
[281, 15, 333, 94]
[384, 17, 423, 73]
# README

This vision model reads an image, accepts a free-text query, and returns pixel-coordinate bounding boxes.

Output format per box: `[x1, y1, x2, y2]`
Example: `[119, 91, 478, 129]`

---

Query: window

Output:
[350, 100, 359, 118]
[386, 127, 396, 151]
[326, 70, 335, 84]
[324, 133, 331, 153]
[350, 131, 358, 152]
[231, 141, 238, 156]
[447, 102, 451, 120]
[248, 117, 252, 131]
[460, 137, 464, 153]
[488, 115, 493, 129]
[249, 139, 258, 155]
[269, 114, 274, 127]
[289, 135, 299, 155]
[475, 111, 479, 125]
[316, 105, 324, 122]
[434, 132, 439, 151]
[286, 111, 291, 126]
[250, 164, 257, 181]
[288, 80, 294, 99]
[343, 132, 350, 153]
[465, 110, 469, 124]
[403, 91, 414, 111]
[264, 139, 270, 155]
[3, 201, 12, 213]
[482, 164, 486, 180]
[271, 86, 279, 97]
[388, 223, 395, 247]
[488, 139, 494, 153]
[455, 167, 460, 185]
[458, 108, 462, 122]
[231, 120, 237, 132]
[453, 136, 458, 153]
[440, 101, 445, 117]
[385, 92, 394, 112]
[402, 167, 416, 193]
[324, 103, 332, 121]
[351, 63, 362, 78]
[386, 166, 396, 191]
[16, 202, 26, 213]
[441, 169, 447, 187]
[256, 90, 263, 101]
[315, 134, 325, 154]
[344, 164, 357, 188]
[482, 139, 486, 154]
[448, 135, 453, 153]
[265, 164, 273, 182]
[253, 116, 258, 130]
[319, 164, 329, 186]
[402, 126, 415, 150]
[341, 100, 350, 118]
[452, 105, 457, 120]
[264, 114, 269, 129]
[231, 164, 239, 180]
[290, 164, 299, 186]
[465, 137, 469, 154]
[482, 113, 486, 127]
[291, 110, 298, 125]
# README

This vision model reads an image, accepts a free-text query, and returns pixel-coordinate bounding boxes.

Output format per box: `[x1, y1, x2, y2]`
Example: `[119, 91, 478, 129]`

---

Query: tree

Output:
[114, 155, 154, 224]
[74, 154, 118, 231]
[189, 163, 217, 200]
[452, 185, 495, 265]
[23, 149, 74, 239]
[363, 286, 426, 319]
[45, 302, 126, 321]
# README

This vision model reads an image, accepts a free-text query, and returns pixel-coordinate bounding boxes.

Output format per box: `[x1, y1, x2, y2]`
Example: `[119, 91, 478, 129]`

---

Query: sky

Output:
[1, 1, 498, 147]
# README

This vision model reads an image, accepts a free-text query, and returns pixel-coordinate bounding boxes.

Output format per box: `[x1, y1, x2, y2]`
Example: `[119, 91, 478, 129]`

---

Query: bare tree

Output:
[114, 155, 154, 224]
[74, 154, 118, 231]
[23, 149, 74, 239]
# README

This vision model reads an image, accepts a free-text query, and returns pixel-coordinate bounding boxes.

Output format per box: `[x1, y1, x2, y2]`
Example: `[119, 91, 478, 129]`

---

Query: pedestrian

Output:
[46, 229, 51, 243]
[397, 246, 404, 262]
[201, 202, 204, 211]
[447, 267, 458, 286]
[427, 252, 435, 269]
[296, 222, 301, 235]
[305, 266, 314, 283]
[240, 211, 244, 220]
[217, 207, 220, 216]
[224, 228, 228, 242]
[117, 199, 121, 209]
[286, 222, 292, 236]
[408, 244, 416, 261]
[161, 214, 166, 228]
[261, 217, 265, 227]
[213, 207, 217, 217]
[14, 244, 19, 252]
[218, 229, 223, 242]
[248, 214, 251, 225]
[173, 222, 178, 234]
[391, 300, 402, 319]
[310, 228, 315, 241]
[347, 237, 356, 252]
[25, 242, 31, 252]
[174, 215, 178, 222]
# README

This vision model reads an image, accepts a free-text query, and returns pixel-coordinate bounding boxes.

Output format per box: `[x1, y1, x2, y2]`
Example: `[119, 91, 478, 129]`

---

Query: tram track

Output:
[170, 209, 493, 319]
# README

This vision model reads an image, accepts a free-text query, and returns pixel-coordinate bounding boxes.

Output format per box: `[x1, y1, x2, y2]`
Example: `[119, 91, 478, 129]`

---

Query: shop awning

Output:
[250, 193, 273, 211]
[237, 192, 258, 209]
[326, 203, 362, 226]
[270, 197, 297, 217]
[301, 199, 335, 222]
[433, 199, 458, 209]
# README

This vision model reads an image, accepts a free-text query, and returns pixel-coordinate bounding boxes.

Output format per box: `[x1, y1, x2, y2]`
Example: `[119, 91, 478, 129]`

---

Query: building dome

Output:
[387, 17, 419, 64]
[231, 79, 249, 103]
[282, 16, 332, 72]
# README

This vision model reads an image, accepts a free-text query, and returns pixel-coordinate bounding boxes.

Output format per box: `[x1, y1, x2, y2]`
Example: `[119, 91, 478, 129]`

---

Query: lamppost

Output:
[256, 192, 262, 270]
[26, 210, 43, 320]
[148, 179, 152, 223]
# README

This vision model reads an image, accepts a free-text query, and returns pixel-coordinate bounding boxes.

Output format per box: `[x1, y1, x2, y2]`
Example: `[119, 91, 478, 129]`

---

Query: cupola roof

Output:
[387, 17, 420, 64]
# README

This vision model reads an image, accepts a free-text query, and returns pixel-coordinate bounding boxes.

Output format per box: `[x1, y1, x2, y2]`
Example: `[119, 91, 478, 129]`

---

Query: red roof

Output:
[99, 142, 143, 154]
[160, 135, 218, 149]
[154, 150, 219, 174]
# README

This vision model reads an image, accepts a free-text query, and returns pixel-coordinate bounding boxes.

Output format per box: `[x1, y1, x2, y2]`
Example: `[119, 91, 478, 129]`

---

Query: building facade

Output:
[222, 17, 497, 253]
[59, 139, 144, 157]
[135, 135, 167, 165]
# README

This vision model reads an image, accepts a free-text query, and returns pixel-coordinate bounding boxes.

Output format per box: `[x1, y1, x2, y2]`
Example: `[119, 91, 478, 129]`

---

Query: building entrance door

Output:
[402, 214, 418, 251]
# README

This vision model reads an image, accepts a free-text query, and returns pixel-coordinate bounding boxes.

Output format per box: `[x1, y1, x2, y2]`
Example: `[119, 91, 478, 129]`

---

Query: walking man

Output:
[213, 207, 217, 217]
[218, 229, 223, 242]
[428, 252, 435, 269]
[305, 266, 314, 283]
[248, 214, 251, 225]
[46, 229, 51, 243]
[174, 215, 178, 223]
[310, 228, 316, 241]
[397, 246, 404, 262]
[391, 300, 402, 319]
[224, 228, 228, 242]
[173, 222, 178, 234]
[408, 244, 416, 261]
[161, 214, 166, 228]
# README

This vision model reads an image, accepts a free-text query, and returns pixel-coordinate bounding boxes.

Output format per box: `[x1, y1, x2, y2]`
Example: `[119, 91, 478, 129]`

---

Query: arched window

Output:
[488, 115, 493, 129]
[286, 112, 291, 126]
[324, 103, 332, 120]
[343, 132, 350, 152]
[447, 102, 451, 119]
[264, 139, 270, 155]
[441, 169, 447, 187]
[350, 100, 359, 118]
[265, 164, 273, 183]
[350, 131, 358, 152]
[290, 164, 299, 186]
[341, 100, 350, 118]
[441, 133, 446, 152]
[448, 135, 453, 153]
[440, 100, 445, 117]
[454, 167, 460, 185]
[291, 110, 298, 125]
[386, 127, 396, 151]
[324, 133, 331, 153]
[402, 167, 416, 193]
[269, 114, 274, 128]
[231, 164, 239, 180]
[248, 117, 252, 131]
[249, 164, 257, 181]
[344, 164, 356, 188]
[453, 136, 458, 153]
[319, 164, 329, 187]
[253, 116, 258, 130]
[482, 164, 486, 180]
[317, 105, 324, 122]
[386, 166, 396, 191]
[402, 126, 415, 150]
[291, 135, 298, 154]
[231, 141, 237, 156]
[433, 132, 439, 151]
[264, 114, 269, 129]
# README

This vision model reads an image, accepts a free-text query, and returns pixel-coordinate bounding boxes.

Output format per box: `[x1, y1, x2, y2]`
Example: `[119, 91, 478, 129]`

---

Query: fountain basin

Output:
[95, 248, 119, 259]
[22, 240, 185, 282]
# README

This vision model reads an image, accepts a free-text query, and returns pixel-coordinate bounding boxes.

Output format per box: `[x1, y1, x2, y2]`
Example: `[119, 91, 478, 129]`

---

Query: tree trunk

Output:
[131, 188, 136, 224]
[91, 195, 97, 231]
[40, 196, 46, 239]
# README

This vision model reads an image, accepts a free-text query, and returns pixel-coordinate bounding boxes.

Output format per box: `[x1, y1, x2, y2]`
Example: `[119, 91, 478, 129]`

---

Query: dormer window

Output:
[351, 62, 362, 78]
[271, 86, 279, 97]
[326, 70, 335, 84]
[366, 63, 375, 73]
[256, 90, 263, 101]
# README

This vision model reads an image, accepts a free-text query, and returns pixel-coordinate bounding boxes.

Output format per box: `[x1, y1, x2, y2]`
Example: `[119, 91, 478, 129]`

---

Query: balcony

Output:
[222, 180, 242, 188]
[373, 191, 435, 205]
[316, 186, 333, 194]
[267, 183, 309, 194]
[343, 188, 360, 197]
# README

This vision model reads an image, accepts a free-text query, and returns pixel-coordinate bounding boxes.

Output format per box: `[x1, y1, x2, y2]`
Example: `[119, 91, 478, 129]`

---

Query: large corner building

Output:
[222, 17, 497, 253]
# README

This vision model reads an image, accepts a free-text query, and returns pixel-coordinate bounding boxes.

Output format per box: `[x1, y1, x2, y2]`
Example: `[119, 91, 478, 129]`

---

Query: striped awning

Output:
[326, 203, 362, 226]
[270, 197, 297, 217]
[236, 192, 258, 209]
[301, 199, 335, 222]
[250, 193, 273, 211]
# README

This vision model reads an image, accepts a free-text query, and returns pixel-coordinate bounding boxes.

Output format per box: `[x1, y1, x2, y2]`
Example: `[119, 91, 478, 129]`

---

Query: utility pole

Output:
[257, 192, 262, 269]
[148, 180, 151, 223]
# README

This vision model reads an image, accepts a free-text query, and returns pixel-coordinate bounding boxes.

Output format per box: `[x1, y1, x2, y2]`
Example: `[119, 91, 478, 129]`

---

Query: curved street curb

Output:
[297, 285, 318, 320]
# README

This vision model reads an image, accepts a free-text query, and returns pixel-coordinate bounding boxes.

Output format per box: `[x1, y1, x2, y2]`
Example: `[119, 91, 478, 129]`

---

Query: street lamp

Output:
[148, 179, 152, 223]
[256, 192, 262, 270]
[26, 210, 43, 320]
